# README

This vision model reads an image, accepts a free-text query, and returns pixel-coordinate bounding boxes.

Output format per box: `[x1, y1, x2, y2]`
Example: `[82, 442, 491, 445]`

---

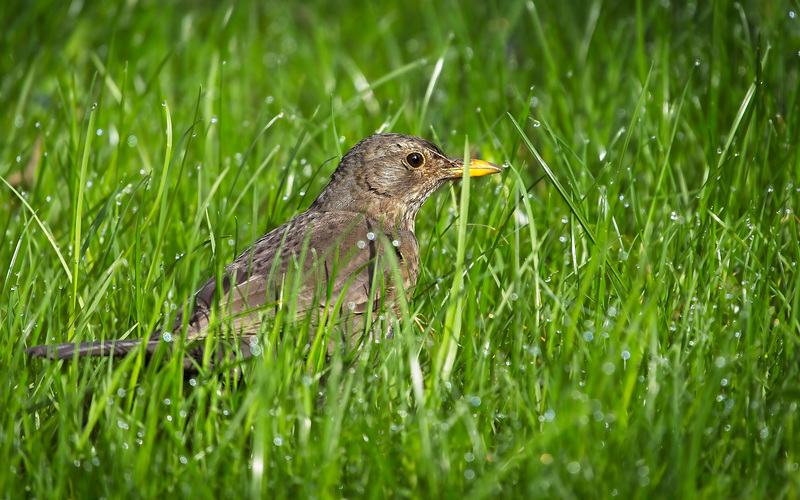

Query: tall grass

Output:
[1, 0, 798, 498]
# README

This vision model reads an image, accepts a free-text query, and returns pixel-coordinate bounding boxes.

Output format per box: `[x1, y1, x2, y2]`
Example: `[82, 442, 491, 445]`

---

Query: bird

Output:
[24, 133, 502, 371]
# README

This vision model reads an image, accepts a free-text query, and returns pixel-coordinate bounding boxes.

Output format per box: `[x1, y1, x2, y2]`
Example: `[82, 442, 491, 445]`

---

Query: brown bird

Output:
[25, 133, 501, 370]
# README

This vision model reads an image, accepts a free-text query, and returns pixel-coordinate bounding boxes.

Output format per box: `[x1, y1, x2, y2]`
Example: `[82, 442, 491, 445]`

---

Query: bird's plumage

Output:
[24, 133, 501, 371]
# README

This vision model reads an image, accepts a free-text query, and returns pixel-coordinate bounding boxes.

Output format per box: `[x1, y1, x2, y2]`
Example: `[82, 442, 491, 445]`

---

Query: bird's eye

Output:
[406, 152, 424, 168]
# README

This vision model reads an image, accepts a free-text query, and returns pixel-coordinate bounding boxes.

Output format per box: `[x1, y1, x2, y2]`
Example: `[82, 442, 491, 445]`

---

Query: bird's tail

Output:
[25, 338, 154, 360]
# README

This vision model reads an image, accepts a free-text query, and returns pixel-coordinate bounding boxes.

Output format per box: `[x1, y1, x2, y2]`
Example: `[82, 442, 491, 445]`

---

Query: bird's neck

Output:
[310, 184, 420, 233]
[315, 201, 417, 233]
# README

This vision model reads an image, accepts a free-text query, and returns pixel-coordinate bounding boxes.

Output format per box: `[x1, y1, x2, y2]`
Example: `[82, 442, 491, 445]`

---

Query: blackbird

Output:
[25, 133, 501, 369]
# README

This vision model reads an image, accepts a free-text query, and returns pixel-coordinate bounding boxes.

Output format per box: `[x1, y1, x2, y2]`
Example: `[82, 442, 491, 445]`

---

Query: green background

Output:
[2, 0, 799, 498]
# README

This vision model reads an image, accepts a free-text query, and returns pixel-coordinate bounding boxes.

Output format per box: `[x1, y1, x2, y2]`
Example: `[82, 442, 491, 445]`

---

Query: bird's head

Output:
[311, 133, 502, 229]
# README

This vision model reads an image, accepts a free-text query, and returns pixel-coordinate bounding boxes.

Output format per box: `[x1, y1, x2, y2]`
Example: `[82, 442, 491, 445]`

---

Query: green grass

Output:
[2, 0, 799, 498]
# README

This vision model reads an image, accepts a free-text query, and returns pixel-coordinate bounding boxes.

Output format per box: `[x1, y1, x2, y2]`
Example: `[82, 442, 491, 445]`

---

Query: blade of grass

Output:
[507, 112, 629, 296]
[438, 136, 471, 383]
[416, 38, 450, 135]
[70, 93, 97, 339]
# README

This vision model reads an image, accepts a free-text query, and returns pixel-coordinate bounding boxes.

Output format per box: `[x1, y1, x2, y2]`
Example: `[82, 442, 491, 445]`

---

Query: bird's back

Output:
[167, 208, 418, 356]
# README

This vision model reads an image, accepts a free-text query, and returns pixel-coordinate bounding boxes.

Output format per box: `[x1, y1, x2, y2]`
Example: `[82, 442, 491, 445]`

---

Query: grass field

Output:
[2, 0, 799, 498]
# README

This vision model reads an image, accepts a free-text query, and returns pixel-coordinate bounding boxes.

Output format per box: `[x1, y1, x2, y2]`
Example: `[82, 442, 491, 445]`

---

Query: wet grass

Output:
[2, 0, 799, 498]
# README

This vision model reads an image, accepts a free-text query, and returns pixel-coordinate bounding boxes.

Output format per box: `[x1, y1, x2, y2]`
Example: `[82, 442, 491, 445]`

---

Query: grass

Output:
[2, 0, 799, 498]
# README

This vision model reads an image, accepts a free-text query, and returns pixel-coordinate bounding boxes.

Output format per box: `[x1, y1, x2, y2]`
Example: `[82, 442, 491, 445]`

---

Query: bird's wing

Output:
[170, 211, 414, 342]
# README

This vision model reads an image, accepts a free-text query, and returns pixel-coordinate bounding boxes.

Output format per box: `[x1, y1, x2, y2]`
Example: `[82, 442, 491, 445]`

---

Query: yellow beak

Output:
[443, 158, 503, 179]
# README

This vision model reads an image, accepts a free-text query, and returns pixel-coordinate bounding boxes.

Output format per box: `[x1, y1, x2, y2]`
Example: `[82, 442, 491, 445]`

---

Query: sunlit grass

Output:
[2, 0, 799, 498]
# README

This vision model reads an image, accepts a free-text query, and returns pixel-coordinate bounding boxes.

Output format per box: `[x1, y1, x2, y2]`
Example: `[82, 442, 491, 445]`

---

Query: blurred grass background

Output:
[1, 0, 799, 498]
